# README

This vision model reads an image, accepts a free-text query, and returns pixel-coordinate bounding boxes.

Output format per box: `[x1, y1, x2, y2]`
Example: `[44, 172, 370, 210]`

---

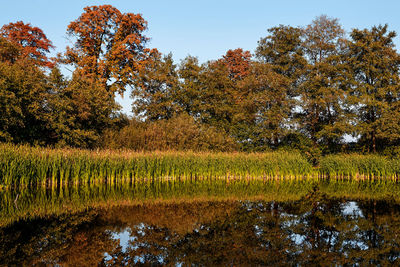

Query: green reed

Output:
[2, 144, 400, 188]
[0, 144, 313, 187]
[319, 154, 400, 180]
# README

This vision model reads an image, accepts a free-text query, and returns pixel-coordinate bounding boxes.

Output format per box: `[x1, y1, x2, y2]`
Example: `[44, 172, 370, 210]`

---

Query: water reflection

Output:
[1, 190, 400, 266]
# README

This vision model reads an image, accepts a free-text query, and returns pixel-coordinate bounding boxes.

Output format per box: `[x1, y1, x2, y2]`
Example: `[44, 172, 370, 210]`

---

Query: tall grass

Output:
[319, 154, 400, 180]
[1, 144, 400, 188]
[0, 143, 313, 187]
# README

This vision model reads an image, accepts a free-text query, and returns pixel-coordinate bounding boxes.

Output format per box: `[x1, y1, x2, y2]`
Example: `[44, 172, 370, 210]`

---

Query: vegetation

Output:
[2, 144, 400, 188]
[1, 5, 400, 155]
[0, 144, 312, 188]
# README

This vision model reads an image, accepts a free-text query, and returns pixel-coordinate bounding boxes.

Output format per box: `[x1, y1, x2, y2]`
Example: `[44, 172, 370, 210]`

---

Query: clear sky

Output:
[1, 0, 400, 114]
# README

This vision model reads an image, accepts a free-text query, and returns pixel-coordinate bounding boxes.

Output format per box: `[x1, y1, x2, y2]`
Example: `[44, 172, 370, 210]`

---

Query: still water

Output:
[1, 180, 400, 265]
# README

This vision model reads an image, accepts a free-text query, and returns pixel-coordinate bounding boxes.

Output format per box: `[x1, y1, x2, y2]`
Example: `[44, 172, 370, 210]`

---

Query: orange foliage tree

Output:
[0, 21, 54, 67]
[219, 48, 251, 80]
[65, 5, 156, 95]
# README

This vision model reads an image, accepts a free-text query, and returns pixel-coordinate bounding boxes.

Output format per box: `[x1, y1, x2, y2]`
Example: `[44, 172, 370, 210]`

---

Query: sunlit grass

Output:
[319, 153, 400, 180]
[0, 143, 313, 187]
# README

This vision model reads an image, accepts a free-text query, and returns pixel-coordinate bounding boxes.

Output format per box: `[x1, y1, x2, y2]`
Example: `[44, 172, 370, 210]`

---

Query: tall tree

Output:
[346, 25, 400, 152]
[298, 15, 349, 152]
[64, 5, 156, 95]
[176, 56, 203, 118]
[255, 25, 307, 148]
[239, 62, 290, 149]
[198, 50, 251, 138]
[0, 21, 54, 67]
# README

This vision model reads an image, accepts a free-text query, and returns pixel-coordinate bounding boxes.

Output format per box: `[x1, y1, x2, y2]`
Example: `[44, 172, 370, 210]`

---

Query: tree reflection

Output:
[1, 194, 400, 265]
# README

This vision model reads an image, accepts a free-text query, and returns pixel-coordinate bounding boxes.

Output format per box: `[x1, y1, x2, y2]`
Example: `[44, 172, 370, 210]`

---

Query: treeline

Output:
[1, 5, 400, 158]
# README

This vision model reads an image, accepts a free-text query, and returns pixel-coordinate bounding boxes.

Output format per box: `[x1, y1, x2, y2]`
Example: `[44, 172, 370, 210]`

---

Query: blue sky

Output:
[1, 0, 399, 114]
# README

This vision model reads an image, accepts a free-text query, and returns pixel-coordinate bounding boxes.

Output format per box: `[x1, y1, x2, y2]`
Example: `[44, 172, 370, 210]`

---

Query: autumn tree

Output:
[0, 21, 54, 67]
[345, 25, 400, 152]
[220, 48, 251, 80]
[64, 5, 156, 95]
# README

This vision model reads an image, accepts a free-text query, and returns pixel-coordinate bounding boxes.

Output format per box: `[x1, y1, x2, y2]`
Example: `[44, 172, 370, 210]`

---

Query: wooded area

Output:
[1, 5, 400, 160]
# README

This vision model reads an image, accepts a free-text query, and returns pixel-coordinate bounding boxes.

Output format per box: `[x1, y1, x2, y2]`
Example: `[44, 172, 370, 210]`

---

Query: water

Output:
[1, 180, 400, 265]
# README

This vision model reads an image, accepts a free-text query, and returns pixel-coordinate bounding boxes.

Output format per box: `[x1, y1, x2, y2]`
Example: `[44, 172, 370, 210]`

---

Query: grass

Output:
[1, 144, 400, 188]
[0, 143, 313, 188]
[319, 153, 400, 180]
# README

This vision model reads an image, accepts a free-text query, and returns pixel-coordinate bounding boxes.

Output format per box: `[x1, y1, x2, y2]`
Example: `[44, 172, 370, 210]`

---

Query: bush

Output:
[100, 114, 238, 152]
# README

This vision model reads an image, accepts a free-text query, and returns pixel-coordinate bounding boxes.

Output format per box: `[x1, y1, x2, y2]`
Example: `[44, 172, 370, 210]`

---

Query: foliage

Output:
[0, 39, 52, 144]
[297, 15, 349, 151]
[101, 113, 237, 151]
[64, 4, 156, 95]
[0, 21, 54, 67]
[47, 70, 120, 148]
[345, 24, 400, 152]
[1, 9, 400, 154]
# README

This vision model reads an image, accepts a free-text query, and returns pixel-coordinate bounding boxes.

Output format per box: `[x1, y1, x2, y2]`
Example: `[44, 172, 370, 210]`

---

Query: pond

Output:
[1, 179, 400, 265]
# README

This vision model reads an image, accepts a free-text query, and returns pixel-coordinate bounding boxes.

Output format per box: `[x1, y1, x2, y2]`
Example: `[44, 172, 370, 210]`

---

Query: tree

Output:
[64, 5, 156, 95]
[219, 48, 251, 80]
[239, 62, 290, 149]
[255, 25, 307, 149]
[0, 21, 54, 67]
[346, 25, 400, 152]
[132, 52, 181, 120]
[0, 38, 52, 144]
[298, 15, 349, 153]
[256, 25, 306, 93]
[47, 70, 120, 148]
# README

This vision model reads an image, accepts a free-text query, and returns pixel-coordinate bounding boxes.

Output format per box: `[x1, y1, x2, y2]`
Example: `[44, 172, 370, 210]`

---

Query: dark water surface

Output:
[1, 180, 400, 266]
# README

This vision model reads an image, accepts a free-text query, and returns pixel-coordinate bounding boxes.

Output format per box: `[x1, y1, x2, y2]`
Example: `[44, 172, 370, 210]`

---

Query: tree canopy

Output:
[1, 8, 400, 156]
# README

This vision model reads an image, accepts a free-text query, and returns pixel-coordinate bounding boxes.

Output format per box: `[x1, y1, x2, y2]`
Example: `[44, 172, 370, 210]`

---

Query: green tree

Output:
[345, 25, 400, 152]
[0, 38, 52, 144]
[239, 62, 290, 149]
[298, 15, 349, 153]
[256, 24, 306, 96]
[48, 71, 120, 148]
[132, 52, 181, 120]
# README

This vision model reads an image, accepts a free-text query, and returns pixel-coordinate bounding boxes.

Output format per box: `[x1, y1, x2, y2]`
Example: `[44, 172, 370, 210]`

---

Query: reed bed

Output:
[319, 154, 400, 180]
[0, 143, 313, 187]
[1, 144, 400, 188]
